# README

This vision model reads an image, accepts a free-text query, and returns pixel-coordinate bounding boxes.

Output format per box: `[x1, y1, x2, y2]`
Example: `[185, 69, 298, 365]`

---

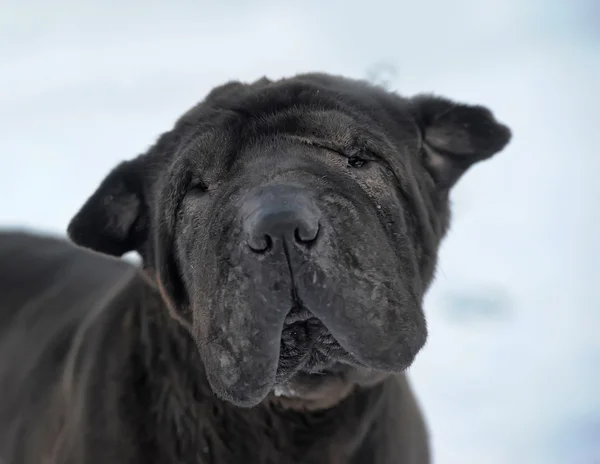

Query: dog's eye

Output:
[347, 155, 367, 168]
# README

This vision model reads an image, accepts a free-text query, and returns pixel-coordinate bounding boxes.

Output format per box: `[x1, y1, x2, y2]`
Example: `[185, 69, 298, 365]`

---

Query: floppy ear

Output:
[411, 95, 512, 189]
[67, 157, 148, 257]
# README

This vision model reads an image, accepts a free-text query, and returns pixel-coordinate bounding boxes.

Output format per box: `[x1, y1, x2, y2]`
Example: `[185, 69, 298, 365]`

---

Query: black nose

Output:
[242, 186, 321, 253]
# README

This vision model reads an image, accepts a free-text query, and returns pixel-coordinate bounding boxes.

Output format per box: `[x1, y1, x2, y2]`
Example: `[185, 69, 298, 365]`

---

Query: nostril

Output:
[248, 234, 273, 253]
[294, 222, 320, 244]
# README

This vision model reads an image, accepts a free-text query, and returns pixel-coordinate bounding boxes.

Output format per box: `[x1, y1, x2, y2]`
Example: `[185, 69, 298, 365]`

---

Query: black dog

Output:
[3, 73, 510, 463]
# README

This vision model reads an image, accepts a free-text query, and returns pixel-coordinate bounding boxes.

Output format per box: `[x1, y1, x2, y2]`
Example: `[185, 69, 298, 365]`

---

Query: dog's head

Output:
[68, 73, 511, 408]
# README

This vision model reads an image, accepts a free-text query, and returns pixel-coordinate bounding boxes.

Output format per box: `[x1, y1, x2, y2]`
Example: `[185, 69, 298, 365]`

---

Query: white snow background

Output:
[1, 1, 598, 463]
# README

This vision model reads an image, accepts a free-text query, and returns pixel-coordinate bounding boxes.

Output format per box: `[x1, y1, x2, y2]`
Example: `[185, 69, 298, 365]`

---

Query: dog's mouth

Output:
[275, 304, 358, 385]
[196, 234, 425, 408]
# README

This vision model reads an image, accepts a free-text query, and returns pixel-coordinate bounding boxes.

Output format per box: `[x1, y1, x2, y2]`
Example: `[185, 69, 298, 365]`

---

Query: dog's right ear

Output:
[68, 157, 148, 257]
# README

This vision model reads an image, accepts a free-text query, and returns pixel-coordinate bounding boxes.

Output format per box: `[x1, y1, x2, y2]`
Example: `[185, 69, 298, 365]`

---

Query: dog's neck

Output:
[127, 284, 398, 464]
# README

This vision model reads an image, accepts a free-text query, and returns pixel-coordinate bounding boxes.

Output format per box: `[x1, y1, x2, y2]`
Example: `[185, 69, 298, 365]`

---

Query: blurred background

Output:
[1, 1, 598, 462]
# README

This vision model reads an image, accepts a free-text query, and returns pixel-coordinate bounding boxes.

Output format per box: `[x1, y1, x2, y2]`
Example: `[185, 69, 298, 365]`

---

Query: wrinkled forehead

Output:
[176, 104, 419, 178]
[158, 93, 421, 223]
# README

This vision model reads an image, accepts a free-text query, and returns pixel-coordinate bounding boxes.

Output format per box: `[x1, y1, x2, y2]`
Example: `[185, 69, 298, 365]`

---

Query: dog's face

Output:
[68, 74, 511, 408]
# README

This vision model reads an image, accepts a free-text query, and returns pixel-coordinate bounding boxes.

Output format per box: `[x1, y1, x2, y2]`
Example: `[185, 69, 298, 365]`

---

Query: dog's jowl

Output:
[66, 73, 511, 463]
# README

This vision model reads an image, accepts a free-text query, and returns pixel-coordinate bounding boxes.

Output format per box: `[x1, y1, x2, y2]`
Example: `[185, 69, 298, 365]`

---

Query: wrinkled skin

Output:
[68, 73, 511, 409]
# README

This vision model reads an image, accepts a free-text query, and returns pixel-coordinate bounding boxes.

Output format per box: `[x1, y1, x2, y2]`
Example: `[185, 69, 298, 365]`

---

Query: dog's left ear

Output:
[411, 95, 512, 189]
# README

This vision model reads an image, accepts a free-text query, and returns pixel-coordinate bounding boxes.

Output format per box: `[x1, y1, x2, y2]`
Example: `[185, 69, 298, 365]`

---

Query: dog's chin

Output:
[268, 364, 390, 411]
